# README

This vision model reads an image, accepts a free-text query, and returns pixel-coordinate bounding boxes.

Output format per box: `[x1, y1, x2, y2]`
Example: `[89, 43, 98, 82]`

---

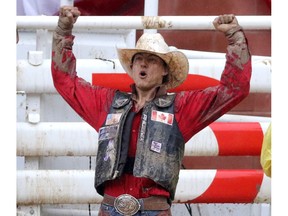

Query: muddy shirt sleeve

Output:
[51, 26, 115, 131]
[175, 26, 252, 141]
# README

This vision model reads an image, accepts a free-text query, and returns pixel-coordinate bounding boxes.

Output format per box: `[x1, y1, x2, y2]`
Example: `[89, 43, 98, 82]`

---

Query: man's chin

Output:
[135, 84, 154, 92]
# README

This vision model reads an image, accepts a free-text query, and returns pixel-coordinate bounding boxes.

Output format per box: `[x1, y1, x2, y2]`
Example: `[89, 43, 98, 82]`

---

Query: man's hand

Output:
[58, 6, 81, 31]
[213, 14, 239, 34]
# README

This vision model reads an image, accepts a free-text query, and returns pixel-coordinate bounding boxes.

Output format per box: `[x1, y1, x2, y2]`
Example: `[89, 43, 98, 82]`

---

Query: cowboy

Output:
[51, 6, 251, 216]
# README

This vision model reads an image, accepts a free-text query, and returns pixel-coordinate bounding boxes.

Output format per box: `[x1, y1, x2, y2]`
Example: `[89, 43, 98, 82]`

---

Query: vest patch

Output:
[150, 140, 162, 153]
[151, 110, 174, 125]
[99, 125, 118, 141]
[104, 139, 116, 162]
[105, 113, 122, 125]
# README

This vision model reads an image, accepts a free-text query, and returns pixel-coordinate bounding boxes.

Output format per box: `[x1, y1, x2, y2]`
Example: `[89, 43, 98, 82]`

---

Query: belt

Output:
[102, 194, 170, 215]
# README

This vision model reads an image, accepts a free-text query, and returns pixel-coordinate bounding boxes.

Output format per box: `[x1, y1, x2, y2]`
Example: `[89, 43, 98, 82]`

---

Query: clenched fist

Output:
[213, 14, 239, 33]
[58, 6, 81, 31]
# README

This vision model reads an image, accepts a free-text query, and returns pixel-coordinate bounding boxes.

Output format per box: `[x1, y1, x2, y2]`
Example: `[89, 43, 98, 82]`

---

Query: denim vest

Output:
[94, 91, 185, 200]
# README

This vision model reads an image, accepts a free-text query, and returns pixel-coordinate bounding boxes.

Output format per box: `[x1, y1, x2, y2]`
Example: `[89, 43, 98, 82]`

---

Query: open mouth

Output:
[139, 71, 147, 78]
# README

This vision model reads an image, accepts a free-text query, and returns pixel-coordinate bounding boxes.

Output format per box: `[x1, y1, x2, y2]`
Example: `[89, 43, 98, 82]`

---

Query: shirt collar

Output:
[130, 84, 167, 101]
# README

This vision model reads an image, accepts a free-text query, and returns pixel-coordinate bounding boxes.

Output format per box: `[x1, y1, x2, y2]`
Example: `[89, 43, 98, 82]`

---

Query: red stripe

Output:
[92, 73, 219, 92]
[92, 73, 134, 92]
[209, 122, 264, 156]
[168, 74, 219, 92]
[191, 169, 264, 203]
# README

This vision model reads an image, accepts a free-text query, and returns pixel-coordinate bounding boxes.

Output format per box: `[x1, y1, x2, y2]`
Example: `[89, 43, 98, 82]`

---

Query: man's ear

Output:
[163, 66, 169, 76]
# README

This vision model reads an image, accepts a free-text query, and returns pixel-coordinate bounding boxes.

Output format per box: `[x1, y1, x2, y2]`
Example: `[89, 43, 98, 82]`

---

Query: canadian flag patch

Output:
[151, 110, 174, 125]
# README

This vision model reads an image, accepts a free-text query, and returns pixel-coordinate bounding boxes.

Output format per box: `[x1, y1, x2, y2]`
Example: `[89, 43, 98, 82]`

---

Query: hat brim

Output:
[117, 48, 189, 89]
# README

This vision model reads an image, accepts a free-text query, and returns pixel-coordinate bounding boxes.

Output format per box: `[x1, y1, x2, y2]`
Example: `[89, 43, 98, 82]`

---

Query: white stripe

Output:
[185, 126, 219, 156]
[254, 174, 271, 203]
[259, 122, 271, 135]
[174, 169, 217, 202]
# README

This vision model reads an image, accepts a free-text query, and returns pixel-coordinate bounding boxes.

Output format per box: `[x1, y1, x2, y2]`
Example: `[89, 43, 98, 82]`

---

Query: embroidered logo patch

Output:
[150, 140, 162, 153]
[151, 110, 174, 125]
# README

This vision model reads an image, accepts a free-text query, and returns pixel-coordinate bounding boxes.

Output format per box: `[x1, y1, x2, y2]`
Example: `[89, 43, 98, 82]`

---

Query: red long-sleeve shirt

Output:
[51, 28, 251, 199]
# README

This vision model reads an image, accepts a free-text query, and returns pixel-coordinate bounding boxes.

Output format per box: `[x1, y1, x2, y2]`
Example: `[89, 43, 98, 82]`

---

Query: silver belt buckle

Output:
[114, 194, 141, 215]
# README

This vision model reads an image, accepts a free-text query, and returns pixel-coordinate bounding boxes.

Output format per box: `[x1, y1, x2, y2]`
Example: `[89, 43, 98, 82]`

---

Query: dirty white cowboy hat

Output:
[117, 33, 189, 89]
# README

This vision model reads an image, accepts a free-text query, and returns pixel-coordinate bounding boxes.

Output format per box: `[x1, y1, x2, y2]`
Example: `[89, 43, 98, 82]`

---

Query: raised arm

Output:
[176, 14, 252, 140]
[52, 6, 80, 73]
[213, 14, 250, 69]
[51, 6, 115, 131]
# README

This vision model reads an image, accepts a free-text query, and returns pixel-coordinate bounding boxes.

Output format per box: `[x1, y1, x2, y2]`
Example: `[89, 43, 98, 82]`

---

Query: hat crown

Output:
[135, 33, 169, 53]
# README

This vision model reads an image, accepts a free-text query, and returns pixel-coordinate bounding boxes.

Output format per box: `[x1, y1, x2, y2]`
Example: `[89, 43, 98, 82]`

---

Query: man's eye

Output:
[148, 58, 157, 63]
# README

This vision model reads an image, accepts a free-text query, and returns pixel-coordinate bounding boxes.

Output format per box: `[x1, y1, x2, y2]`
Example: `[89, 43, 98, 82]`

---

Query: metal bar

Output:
[60, 0, 74, 6]
[176, 169, 270, 204]
[17, 170, 100, 205]
[16, 58, 271, 94]
[39, 207, 99, 216]
[17, 122, 270, 157]
[144, 0, 159, 34]
[17, 122, 98, 156]
[16, 15, 271, 30]
[175, 48, 271, 60]
[217, 114, 271, 122]
[16, 169, 270, 205]
[144, 0, 158, 16]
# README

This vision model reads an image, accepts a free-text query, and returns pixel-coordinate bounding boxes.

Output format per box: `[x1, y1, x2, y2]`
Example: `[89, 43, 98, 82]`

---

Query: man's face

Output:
[130, 53, 168, 91]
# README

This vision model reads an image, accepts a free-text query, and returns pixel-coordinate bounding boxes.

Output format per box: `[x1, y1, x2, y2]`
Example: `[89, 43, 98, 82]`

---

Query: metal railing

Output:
[16, 13, 271, 214]
[16, 15, 271, 31]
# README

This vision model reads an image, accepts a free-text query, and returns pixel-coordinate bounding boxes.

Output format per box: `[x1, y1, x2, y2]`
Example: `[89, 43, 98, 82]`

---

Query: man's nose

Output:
[140, 59, 148, 67]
